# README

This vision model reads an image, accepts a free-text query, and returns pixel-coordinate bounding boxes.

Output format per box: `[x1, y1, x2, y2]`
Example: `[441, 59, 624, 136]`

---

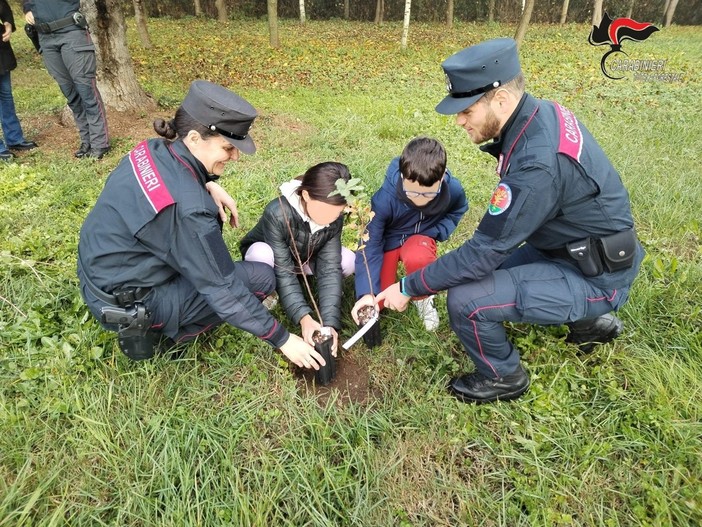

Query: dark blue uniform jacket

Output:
[77, 138, 289, 348]
[404, 94, 643, 296]
[23, 0, 81, 32]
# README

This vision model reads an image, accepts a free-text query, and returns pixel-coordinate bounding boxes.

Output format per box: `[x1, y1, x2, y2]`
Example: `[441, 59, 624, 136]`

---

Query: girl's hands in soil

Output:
[279, 334, 326, 370]
[329, 328, 339, 357]
[300, 314, 323, 346]
[351, 294, 377, 324]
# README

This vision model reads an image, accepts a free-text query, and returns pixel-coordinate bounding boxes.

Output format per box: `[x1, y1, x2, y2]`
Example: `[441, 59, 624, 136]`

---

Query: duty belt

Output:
[35, 14, 78, 33]
[542, 246, 571, 260]
[82, 272, 151, 307]
[541, 228, 637, 277]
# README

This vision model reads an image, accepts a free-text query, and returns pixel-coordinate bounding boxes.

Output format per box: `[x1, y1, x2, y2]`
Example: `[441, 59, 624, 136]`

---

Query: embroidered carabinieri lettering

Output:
[554, 102, 583, 163]
[129, 141, 175, 213]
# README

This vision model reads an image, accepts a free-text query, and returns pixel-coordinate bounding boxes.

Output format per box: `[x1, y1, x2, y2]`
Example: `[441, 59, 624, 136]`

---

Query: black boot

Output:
[74, 143, 91, 158]
[8, 140, 38, 151]
[87, 146, 111, 160]
[566, 313, 623, 353]
[449, 364, 530, 404]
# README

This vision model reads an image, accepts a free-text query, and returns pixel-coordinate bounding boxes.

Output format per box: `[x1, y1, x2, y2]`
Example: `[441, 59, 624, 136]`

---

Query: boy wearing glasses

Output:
[352, 137, 468, 343]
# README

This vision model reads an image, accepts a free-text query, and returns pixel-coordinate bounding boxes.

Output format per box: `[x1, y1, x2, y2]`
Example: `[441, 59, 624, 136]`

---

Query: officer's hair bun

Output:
[153, 118, 177, 140]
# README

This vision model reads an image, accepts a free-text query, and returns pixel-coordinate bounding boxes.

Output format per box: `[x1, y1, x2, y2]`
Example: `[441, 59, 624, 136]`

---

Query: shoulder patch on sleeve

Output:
[478, 183, 522, 238]
[488, 183, 513, 216]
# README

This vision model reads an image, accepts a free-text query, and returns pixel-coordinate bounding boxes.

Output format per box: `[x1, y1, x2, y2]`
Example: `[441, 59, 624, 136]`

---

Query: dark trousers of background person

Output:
[446, 244, 633, 379]
[0, 71, 28, 150]
[39, 29, 109, 150]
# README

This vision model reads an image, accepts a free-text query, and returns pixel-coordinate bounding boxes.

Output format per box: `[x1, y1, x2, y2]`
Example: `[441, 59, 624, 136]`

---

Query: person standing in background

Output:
[23, 0, 109, 159]
[0, 0, 38, 161]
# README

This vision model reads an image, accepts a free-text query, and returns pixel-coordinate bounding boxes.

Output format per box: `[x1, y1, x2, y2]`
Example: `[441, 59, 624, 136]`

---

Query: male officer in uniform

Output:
[23, 0, 110, 159]
[374, 38, 644, 403]
[78, 80, 324, 371]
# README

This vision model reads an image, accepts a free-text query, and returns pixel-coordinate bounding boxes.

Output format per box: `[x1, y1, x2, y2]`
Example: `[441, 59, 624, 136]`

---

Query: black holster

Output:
[100, 290, 154, 361]
[24, 24, 42, 54]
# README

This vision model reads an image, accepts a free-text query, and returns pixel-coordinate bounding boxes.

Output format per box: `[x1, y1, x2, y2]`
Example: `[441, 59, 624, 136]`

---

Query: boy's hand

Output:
[351, 294, 377, 324]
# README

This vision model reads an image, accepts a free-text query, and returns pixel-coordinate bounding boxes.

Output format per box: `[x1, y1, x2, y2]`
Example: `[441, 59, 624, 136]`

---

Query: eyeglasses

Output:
[401, 174, 443, 199]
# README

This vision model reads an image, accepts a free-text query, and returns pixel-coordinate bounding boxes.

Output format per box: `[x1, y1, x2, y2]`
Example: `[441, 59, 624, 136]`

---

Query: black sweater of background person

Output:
[0, 0, 17, 75]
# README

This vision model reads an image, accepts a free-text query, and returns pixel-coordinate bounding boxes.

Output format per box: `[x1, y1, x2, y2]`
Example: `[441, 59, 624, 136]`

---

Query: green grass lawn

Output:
[1, 18, 701, 526]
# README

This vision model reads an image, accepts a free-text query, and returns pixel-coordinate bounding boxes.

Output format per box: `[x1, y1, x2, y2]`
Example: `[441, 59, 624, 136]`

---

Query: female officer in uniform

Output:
[77, 80, 325, 371]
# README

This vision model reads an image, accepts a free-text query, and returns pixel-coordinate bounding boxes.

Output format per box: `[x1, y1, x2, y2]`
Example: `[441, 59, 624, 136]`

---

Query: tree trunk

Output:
[132, 0, 152, 49]
[664, 0, 679, 26]
[193, 0, 202, 16]
[513, 0, 535, 47]
[268, 0, 279, 48]
[374, 0, 384, 24]
[82, 0, 153, 111]
[625, 0, 635, 18]
[488, 0, 495, 23]
[400, 0, 411, 50]
[215, 0, 227, 23]
[446, 0, 454, 28]
[560, 0, 570, 24]
[299, 0, 306, 23]
[592, 0, 603, 26]
[662, 0, 671, 21]
[344, 0, 349, 19]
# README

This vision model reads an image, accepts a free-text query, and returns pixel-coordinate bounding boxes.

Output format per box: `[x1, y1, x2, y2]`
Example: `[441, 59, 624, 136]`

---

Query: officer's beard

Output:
[473, 106, 503, 145]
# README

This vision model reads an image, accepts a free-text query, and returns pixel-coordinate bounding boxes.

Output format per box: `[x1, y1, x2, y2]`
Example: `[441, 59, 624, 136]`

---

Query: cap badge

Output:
[445, 73, 453, 93]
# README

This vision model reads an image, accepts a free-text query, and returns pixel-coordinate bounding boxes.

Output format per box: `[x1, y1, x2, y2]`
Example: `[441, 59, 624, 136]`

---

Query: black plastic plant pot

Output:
[315, 336, 336, 386]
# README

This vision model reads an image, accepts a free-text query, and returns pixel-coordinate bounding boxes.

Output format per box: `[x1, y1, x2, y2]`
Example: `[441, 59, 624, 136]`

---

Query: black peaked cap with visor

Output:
[436, 38, 522, 116]
[181, 80, 258, 154]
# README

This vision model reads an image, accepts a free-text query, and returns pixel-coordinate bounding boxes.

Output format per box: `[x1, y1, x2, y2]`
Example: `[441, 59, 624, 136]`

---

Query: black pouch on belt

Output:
[566, 237, 603, 277]
[599, 228, 637, 273]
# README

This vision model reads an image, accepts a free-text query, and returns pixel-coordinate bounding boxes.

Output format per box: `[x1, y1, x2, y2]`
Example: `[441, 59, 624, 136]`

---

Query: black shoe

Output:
[87, 146, 110, 160]
[0, 150, 14, 161]
[8, 140, 38, 151]
[449, 364, 530, 404]
[566, 313, 623, 353]
[74, 143, 91, 158]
